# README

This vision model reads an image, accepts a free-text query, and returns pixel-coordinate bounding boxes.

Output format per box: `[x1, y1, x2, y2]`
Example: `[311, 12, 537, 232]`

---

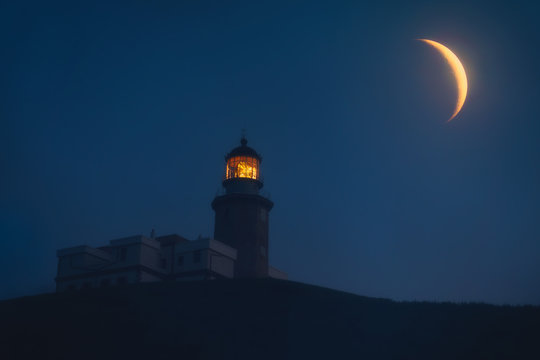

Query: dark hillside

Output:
[0, 279, 539, 359]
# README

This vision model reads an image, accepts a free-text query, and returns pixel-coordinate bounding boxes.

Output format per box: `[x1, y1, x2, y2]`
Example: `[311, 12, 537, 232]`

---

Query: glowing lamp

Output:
[226, 156, 259, 180]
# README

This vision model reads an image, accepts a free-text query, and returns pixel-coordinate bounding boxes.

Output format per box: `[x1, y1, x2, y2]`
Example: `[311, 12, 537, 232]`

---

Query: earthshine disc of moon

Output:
[418, 39, 468, 122]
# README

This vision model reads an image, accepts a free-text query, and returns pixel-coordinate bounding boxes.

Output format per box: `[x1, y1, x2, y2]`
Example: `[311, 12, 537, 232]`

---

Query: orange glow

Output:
[226, 156, 259, 180]
[419, 39, 468, 122]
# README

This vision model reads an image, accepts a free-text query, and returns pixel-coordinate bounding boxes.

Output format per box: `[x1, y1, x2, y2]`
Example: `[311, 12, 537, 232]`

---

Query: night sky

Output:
[1, 0, 540, 304]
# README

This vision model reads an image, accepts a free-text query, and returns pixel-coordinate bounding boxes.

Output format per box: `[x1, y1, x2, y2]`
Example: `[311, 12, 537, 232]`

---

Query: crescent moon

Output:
[418, 39, 468, 122]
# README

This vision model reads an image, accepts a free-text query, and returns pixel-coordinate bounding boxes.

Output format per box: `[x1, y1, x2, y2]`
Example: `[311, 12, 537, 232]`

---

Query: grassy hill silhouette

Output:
[1, 279, 538, 359]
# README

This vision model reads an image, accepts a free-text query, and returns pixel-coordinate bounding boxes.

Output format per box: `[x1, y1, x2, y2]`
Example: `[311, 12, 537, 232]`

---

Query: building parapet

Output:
[57, 245, 112, 261]
[110, 235, 160, 249]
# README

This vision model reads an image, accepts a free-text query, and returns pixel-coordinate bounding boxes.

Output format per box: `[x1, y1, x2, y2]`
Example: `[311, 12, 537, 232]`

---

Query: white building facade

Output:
[55, 234, 244, 292]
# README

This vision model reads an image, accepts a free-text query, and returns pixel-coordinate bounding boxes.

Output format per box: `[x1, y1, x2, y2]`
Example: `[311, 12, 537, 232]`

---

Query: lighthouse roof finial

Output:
[241, 129, 247, 146]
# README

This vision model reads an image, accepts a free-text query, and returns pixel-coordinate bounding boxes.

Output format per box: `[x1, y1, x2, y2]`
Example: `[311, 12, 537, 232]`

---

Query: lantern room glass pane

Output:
[226, 156, 259, 180]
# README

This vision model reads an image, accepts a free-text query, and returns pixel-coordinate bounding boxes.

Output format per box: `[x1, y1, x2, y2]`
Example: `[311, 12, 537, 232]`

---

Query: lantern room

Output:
[226, 155, 259, 180]
[222, 137, 263, 193]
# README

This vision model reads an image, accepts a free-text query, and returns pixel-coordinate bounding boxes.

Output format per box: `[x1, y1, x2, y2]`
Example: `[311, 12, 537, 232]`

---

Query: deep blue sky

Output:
[1, 0, 540, 304]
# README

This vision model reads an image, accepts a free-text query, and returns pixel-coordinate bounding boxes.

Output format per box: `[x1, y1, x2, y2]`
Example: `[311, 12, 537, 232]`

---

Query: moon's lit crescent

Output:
[418, 39, 468, 122]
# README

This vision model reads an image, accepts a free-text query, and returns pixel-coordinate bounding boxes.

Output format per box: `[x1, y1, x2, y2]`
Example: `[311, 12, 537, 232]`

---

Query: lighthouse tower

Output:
[211, 137, 274, 278]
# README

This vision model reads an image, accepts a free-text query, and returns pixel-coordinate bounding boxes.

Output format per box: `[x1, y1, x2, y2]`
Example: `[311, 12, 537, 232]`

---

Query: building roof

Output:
[109, 235, 160, 249]
[56, 245, 112, 260]
[156, 234, 190, 246]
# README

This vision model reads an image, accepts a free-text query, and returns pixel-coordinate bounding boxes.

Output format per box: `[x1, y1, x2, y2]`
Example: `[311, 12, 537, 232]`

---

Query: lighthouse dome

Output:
[225, 137, 262, 161]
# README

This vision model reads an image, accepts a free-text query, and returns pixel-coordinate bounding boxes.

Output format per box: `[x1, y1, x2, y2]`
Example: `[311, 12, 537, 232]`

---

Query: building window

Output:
[117, 277, 127, 285]
[100, 279, 110, 288]
[161, 258, 167, 268]
[119, 247, 127, 261]
[82, 282, 92, 289]
[67, 284, 77, 291]
[178, 255, 184, 266]
[193, 250, 201, 263]
[260, 245, 267, 257]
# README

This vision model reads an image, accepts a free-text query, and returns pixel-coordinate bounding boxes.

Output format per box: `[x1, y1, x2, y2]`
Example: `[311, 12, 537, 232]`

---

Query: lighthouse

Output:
[211, 137, 274, 278]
